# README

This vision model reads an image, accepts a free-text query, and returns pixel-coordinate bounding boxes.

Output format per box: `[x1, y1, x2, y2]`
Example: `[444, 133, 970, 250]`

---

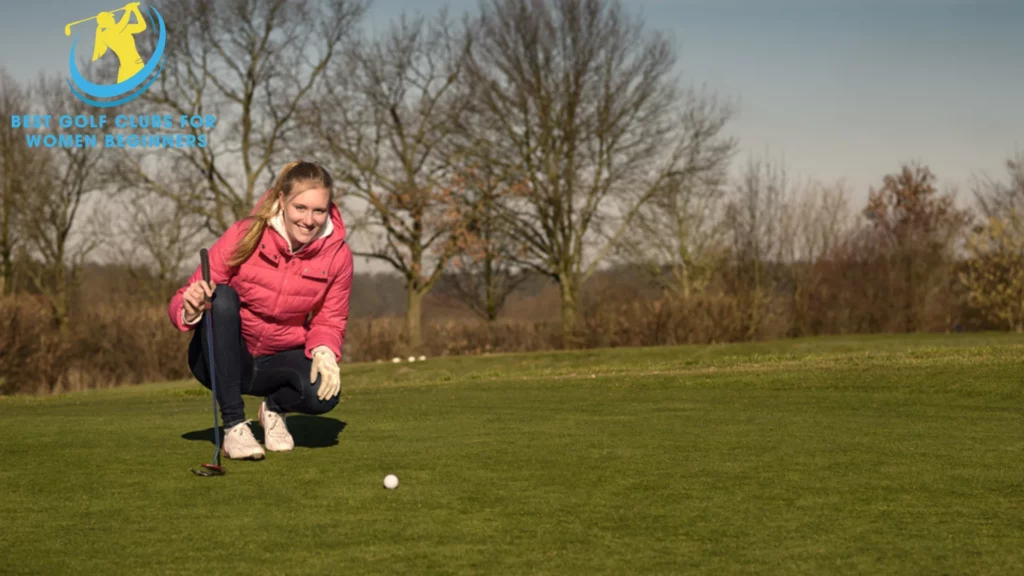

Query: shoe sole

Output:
[222, 448, 264, 460]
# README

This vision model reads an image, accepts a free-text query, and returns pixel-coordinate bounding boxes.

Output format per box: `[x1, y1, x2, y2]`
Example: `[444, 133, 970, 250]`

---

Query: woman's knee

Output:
[300, 382, 340, 415]
[255, 349, 340, 415]
[211, 284, 240, 315]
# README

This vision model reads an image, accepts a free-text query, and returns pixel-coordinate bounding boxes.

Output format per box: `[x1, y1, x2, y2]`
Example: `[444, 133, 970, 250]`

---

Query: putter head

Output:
[64, 25, 71, 36]
[190, 463, 226, 476]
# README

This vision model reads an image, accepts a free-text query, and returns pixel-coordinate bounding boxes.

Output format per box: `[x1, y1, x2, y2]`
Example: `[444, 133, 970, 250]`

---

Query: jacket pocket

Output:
[294, 265, 329, 302]
[300, 266, 329, 281]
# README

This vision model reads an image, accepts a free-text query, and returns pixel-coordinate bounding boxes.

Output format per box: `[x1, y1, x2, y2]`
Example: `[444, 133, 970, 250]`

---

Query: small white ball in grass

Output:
[407, 356, 416, 362]
[418, 355, 426, 361]
[383, 474, 399, 489]
[392, 357, 401, 363]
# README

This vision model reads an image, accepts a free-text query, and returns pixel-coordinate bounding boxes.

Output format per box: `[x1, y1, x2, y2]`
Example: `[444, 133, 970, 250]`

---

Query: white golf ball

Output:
[407, 356, 416, 362]
[391, 357, 401, 363]
[383, 474, 399, 489]
[418, 355, 426, 361]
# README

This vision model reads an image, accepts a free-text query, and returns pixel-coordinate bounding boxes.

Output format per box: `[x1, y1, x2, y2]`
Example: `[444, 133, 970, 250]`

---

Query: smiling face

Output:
[278, 185, 330, 249]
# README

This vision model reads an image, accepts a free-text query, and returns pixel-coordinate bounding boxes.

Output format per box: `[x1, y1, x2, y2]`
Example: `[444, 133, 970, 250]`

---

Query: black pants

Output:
[188, 285, 340, 428]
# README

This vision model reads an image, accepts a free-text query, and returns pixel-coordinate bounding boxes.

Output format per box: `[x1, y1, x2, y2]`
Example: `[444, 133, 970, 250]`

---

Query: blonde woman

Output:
[169, 161, 353, 460]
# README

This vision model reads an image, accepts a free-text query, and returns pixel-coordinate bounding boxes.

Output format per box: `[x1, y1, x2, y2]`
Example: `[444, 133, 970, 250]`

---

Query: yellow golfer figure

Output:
[64, 2, 148, 83]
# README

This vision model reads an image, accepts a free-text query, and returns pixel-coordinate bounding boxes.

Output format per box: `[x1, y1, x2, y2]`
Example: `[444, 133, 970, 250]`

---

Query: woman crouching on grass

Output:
[168, 161, 353, 460]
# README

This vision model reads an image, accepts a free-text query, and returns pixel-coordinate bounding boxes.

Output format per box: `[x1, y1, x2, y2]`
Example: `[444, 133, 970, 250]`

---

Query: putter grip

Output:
[200, 248, 210, 283]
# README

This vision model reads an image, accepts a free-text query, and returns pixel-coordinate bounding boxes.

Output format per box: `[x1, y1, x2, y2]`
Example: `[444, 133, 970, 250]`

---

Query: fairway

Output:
[1, 333, 1022, 574]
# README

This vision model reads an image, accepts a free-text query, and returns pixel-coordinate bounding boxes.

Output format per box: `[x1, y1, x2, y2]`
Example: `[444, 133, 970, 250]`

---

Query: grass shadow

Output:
[182, 417, 346, 448]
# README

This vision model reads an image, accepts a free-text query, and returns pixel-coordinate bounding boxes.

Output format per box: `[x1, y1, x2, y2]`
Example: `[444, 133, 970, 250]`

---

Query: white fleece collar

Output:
[267, 199, 333, 254]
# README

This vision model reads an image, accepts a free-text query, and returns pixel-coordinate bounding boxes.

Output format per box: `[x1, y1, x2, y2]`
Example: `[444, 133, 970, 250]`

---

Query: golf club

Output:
[63, 4, 132, 36]
[191, 248, 225, 477]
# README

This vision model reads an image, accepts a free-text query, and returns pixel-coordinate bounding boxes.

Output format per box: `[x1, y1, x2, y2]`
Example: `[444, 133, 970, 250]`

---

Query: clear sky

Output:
[1, 0, 1021, 209]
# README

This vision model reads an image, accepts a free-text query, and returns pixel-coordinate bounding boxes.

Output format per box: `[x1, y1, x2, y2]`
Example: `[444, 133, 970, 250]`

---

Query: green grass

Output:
[1, 332, 1022, 574]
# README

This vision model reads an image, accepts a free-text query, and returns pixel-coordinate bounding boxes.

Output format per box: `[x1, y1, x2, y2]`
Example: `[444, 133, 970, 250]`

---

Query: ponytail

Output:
[227, 161, 333, 266]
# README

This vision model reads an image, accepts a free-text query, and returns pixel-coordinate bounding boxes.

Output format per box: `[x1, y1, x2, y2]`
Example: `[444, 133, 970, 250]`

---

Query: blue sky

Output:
[1, 0, 1021, 208]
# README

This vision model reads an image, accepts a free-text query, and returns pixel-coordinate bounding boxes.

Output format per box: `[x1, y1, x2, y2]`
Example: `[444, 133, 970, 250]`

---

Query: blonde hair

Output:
[228, 161, 334, 266]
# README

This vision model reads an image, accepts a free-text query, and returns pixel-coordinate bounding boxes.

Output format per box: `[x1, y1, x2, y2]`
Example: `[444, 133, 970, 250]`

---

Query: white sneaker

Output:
[259, 401, 294, 452]
[222, 420, 265, 460]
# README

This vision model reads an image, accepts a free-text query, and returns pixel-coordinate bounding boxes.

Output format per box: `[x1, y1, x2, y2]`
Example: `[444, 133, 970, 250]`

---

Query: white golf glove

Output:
[310, 346, 340, 401]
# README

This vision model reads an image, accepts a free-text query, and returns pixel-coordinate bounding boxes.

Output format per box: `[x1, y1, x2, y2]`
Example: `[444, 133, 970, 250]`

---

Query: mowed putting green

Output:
[1, 333, 1021, 574]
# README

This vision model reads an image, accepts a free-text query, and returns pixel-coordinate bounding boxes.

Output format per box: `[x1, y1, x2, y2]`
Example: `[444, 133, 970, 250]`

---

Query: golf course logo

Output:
[64, 2, 167, 108]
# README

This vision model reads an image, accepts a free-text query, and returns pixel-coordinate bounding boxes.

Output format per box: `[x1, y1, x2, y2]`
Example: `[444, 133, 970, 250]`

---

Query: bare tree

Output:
[0, 68, 36, 295]
[972, 153, 1024, 225]
[104, 186, 208, 302]
[616, 89, 735, 300]
[18, 75, 108, 330]
[304, 9, 476, 348]
[441, 162, 529, 321]
[465, 0, 721, 347]
[781, 179, 854, 336]
[111, 0, 368, 233]
[722, 156, 791, 339]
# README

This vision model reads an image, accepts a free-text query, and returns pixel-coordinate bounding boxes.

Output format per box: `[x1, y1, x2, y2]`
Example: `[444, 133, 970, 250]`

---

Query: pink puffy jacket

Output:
[168, 200, 353, 361]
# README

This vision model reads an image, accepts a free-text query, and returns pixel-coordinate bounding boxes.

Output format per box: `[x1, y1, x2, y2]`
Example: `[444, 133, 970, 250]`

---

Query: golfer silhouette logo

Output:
[64, 2, 167, 108]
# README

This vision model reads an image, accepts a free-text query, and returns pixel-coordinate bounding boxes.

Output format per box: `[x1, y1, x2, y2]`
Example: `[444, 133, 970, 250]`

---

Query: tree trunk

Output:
[1, 203, 12, 296]
[792, 276, 805, 338]
[485, 253, 497, 322]
[0, 255, 10, 295]
[747, 260, 763, 341]
[675, 247, 692, 300]
[406, 287, 423, 350]
[559, 274, 580, 349]
[679, 265, 692, 301]
[904, 251, 915, 333]
[52, 262, 69, 335]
